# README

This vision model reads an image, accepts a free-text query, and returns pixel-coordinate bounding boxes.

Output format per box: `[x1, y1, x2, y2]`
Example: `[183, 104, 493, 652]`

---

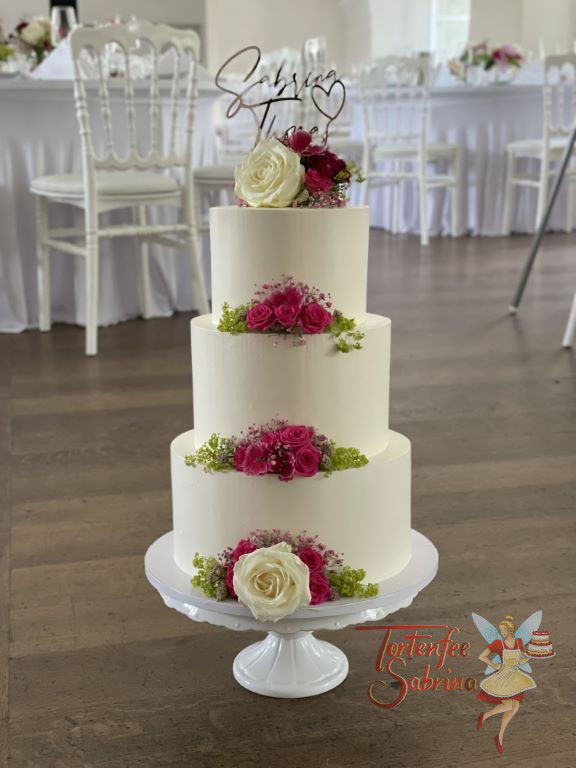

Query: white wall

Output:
[369, 0, 431, 59]
[204, 0, 348, 74]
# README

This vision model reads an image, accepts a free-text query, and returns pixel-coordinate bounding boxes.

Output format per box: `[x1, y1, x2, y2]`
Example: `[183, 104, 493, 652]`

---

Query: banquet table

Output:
[0, 79, 220, 333]
[351, 83, 576, 237]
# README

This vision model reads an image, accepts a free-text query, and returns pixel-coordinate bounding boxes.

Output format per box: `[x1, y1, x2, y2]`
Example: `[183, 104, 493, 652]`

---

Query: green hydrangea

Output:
[328, 566, 378, 598]
[325, 445, 369, 474]
[326, 311, 365, 353]
[217, 302, 249, 334]
[185, 433, 236, 473]
[191, 553, 229, 600]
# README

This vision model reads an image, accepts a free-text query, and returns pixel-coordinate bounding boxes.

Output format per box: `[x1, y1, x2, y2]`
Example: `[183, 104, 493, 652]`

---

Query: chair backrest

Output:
[69, 21, 200, 173]
[543, 54, 576, 138]
[359, 55, 430, 149]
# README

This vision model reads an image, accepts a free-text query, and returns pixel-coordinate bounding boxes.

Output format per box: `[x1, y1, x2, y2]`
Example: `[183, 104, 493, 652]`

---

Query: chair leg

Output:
[565, 176, 574, 233]
[418, 171, 429, 247]
[138, 205, 152, 319]
[85, 230, 99, 356]
[392, 162, 400, 233]
[451, 150, 461, 237]
[503, 150, 515, 234]
[562, 290, 576, 348]
[36, 195, 51, 331]
[535, 153, 550, 230]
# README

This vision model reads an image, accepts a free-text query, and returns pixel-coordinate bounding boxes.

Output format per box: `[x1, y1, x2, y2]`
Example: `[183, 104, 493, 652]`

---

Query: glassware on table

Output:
[50, 6, 77, 46]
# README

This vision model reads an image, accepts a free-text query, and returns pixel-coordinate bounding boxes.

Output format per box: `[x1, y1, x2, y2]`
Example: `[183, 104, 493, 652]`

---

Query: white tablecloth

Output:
[352, 84, 575, 236]
[0, 80, 219, 333]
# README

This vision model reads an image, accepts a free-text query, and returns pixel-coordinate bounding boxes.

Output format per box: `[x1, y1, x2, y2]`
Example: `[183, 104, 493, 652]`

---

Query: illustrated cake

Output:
[169, 127, 413, 621]
[526, 631, 555, 658]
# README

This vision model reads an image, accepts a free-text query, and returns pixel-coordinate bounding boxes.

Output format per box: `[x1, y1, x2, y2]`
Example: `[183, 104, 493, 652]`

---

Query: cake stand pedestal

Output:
[145, 530, 438, 698]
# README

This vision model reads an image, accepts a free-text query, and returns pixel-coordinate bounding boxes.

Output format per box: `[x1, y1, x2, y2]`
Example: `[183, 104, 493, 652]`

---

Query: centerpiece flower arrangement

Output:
[192, 528, 378, 621]
[449, 42, 523, 83]
[0, 24, 16, 66]
[185, 419, 368, 481]
[12, 16, 53, 68]
[218, 275, 365, 353]
[234, 129, 364, 209]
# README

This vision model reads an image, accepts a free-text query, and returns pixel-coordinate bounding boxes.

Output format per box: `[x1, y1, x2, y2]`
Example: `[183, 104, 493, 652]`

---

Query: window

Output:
[430, 0, 471, 60]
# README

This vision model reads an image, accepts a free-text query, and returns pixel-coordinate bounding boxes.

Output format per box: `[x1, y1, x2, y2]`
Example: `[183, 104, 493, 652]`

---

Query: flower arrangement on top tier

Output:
[185, 420, 368, 481]
[234, 130, 364, 209]
[192, 529, 378, 621]
[218, 275, 364, 353]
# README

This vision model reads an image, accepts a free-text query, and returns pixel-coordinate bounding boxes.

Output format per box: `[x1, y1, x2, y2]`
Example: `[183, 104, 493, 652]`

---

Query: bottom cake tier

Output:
[171, 429, 412, 584]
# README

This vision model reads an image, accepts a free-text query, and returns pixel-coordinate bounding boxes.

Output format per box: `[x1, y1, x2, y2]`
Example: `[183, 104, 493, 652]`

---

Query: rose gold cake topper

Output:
[214, 45, 346, 147]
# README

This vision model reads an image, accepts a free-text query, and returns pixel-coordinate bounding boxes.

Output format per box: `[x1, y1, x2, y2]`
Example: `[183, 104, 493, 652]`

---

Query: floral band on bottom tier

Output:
[192, 529, 378, 621]
[184, 420, 368, 481]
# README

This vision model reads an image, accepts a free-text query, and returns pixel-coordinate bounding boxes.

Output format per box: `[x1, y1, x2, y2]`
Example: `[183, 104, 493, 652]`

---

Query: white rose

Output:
[234, 138, 304, 208]
[21, 19, 48, 46]
[233, 542, 311, 622]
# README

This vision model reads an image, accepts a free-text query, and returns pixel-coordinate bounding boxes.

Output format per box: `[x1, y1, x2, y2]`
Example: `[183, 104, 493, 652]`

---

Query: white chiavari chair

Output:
[30, 21, 209, 355]
[359, 56, 461, 246]
[503, 54, 576, 233]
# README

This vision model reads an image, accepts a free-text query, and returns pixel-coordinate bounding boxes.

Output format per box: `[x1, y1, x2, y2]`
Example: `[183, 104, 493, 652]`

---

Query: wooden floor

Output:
[1, 231, 575, 767]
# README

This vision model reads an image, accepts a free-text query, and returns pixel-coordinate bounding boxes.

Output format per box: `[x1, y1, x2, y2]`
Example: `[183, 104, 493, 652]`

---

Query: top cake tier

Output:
[210, 206, 370, 320]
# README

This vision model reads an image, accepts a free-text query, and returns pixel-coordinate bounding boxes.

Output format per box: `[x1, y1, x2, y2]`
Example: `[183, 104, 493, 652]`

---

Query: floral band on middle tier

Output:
[217, 275, 365, 353]
[184, 420, 369, 481]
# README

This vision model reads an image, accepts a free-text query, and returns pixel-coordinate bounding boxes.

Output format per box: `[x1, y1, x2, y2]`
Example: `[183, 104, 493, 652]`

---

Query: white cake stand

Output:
[145, 530, 438, 698]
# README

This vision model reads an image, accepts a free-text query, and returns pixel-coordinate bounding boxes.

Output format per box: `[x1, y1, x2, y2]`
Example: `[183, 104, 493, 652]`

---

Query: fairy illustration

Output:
[473, 611, 541, 755]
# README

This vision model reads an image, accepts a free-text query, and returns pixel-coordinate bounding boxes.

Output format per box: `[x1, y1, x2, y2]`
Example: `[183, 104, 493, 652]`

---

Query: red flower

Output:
[294, 445, 322, 477]
[275, 304, 300, 329]
[283, 285, 305, 308]
[299, 302, 333, 334]
[243, 443, 269, 475]
[309, 571, 331, 604]
[231, 539, 256, 562]
[225, 566, 237, 597]
[279, 425, 312, 449]
[233, 443, 247, 472]
[298, 547, 325, 574]
[278, 451, 296, 482]
[288, 129, 325, 155]
[246, 302, 275, 330]
[306, 150, 347, 179]
[305, 169, 333, 195]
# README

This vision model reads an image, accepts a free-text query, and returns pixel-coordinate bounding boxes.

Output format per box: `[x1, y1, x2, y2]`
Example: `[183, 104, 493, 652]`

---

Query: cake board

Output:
[145, 529, 438, 698]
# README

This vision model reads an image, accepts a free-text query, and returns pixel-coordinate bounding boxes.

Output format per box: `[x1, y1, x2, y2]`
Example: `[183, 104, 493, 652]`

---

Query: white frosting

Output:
[531, 632, 549, 642]
[209, 207, 370, 322]
[171, 429, 412, 584]
[191, 314, 390, 456]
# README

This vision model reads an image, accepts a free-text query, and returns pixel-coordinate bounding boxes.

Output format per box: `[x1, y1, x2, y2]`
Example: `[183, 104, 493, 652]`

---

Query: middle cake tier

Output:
[191, 313, 391, 456]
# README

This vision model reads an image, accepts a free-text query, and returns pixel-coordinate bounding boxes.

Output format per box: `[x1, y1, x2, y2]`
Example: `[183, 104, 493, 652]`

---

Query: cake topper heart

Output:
[311, 79, 346, 142]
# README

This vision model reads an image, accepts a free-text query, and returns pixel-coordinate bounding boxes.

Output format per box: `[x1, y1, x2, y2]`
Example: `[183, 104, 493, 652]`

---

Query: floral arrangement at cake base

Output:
[185, 420, 368, 481]
[218, 275, 364, 353]
[234, 130, 364, 209]
[191, 529, 378, 621]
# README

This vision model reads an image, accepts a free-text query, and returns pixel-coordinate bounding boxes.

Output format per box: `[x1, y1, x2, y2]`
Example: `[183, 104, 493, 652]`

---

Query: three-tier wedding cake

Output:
[169, 130, 413, 622]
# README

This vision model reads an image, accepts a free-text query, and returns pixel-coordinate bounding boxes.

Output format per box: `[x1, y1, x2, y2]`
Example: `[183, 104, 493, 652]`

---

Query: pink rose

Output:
[305, 168, 332, 195]
[234, 443, 247, 472]
[246, 302, 275, 331]
[284, 285, 305, 308]
[299, 302, 333, 334]
[242, 443, 269, 475]
[260, 430, 279, 450]
[298, 547, 325, 574]
[279, 425, 312, 449]
[309, 572, 331, 605]
[294, 445, 321, 477]
[225, 566, 237, 597]
[265, 290, 286, 307]
[275, 304, 299, 329]
[231, 539, 256, 562]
